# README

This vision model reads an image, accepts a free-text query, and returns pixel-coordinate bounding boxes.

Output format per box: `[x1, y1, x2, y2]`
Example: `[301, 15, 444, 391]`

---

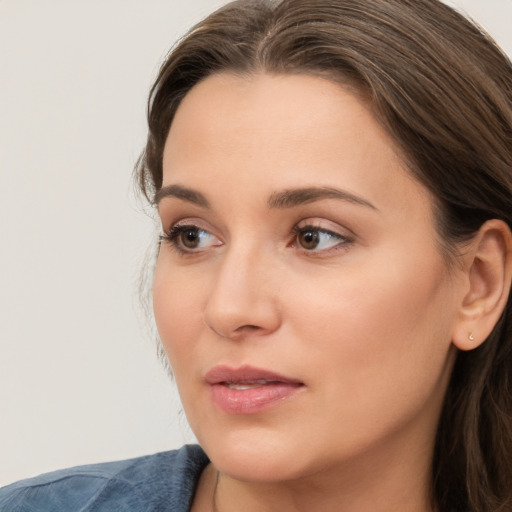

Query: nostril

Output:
[202, 318, 260, 339]
[234, 325, 261, 334]
[240, 325, 259, 331]
[228, 324, 267, 340]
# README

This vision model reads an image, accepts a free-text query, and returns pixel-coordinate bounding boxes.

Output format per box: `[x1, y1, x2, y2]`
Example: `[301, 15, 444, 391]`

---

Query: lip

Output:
[205, 365, 304, 414]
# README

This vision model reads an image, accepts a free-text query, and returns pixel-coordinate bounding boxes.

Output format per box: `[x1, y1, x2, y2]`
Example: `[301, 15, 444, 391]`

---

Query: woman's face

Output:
[154, 73, 465, 482]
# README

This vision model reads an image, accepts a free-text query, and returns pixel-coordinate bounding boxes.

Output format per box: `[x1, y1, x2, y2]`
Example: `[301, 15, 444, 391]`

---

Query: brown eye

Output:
[298, 229, 320, 250]
[161, 224, 221, 253]
[294, 225, 349, 252]
[181, 228, 201, 249]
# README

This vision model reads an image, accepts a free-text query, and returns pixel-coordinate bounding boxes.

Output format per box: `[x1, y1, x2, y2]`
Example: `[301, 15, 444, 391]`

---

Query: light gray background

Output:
[1, 0, 511, 486]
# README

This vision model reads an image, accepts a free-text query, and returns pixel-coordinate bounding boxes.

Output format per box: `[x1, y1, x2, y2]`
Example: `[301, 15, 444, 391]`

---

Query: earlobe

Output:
[452, 219, 512, 351]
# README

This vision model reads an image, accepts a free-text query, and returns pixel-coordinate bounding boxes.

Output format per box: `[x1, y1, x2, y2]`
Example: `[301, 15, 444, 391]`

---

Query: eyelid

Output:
[294, 217, 355, 237]
[161, 217, 217, 236]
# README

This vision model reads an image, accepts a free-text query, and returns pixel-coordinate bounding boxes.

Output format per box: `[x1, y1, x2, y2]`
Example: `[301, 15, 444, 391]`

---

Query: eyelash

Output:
[159, 222, 352, 256]
[159, 224, 217, 255]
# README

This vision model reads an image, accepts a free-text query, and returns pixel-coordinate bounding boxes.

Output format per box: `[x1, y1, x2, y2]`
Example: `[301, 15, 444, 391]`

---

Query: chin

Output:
[213, 452, 305, 483]
[187, 402, 359, 484]
[197, 428, 323, 483]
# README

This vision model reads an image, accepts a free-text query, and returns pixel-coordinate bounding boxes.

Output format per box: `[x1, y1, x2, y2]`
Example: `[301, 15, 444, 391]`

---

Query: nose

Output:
[203, 244, 281, 341]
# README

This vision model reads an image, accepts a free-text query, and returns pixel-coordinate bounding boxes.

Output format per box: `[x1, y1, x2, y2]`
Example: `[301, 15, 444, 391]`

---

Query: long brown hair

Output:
[135, 1, 512, 510]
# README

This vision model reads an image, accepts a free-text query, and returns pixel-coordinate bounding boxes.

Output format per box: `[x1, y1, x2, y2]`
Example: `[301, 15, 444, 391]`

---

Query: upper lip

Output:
[205, 365, 303, 385]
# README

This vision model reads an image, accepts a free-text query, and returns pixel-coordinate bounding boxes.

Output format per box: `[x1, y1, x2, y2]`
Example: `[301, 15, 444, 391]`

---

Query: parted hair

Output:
[135, 1, 512, 510]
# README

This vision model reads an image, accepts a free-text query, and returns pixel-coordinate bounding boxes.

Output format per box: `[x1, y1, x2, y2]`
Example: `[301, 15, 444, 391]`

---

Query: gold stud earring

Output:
[468, 333, 475, 341]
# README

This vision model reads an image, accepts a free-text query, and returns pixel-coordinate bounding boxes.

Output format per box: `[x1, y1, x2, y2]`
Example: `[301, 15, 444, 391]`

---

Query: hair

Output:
[134, 1, 512, 510]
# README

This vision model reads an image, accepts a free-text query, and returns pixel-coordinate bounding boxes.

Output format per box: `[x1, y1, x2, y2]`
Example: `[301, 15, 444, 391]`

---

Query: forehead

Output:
[165, 72, 382, 160]
[162, 72, 431, 217]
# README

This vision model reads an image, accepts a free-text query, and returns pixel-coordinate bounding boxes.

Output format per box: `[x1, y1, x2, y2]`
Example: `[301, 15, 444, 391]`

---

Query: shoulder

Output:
[0, 444, 209, 512]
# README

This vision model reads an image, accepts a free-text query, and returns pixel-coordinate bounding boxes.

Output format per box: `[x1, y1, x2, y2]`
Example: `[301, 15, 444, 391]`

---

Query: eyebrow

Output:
[154, 184, 377, 211]
[154, 184, 210, 208]
[267, 187, 378, 210]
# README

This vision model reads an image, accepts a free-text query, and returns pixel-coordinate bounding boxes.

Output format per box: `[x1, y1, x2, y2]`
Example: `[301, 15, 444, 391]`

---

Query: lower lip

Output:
[209, 383, 303, 414]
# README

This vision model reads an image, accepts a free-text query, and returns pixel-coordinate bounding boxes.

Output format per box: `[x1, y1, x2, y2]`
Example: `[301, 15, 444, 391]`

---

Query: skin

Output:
[153, 73, 472, 512]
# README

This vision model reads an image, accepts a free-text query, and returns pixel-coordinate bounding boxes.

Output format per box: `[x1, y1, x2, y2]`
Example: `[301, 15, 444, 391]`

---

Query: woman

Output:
[1, 0, 511, 511]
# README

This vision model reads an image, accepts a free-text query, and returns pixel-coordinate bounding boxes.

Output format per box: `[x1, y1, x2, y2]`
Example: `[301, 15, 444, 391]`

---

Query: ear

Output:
[452, 219, 512, 351]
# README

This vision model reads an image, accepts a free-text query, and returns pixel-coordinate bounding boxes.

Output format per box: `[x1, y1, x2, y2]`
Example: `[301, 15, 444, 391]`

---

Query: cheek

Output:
[287, 248, 456, 414]
[153, 259, 205, 370]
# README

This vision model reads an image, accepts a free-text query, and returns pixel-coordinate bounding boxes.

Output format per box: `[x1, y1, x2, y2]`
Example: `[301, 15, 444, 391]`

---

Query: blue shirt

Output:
[0, 444, 209, 512]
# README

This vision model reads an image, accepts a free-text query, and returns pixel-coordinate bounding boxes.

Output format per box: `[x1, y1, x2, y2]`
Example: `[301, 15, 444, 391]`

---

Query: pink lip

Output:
[205, 365, 304, 414]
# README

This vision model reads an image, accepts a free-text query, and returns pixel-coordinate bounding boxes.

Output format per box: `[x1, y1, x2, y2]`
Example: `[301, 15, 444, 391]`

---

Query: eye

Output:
[160, 224, 221, 253]
[293, 224, 350, 252]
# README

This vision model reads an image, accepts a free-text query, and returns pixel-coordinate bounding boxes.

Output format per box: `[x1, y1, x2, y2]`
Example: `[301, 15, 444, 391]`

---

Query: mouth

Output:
[223, 380, 282, 390]
[205, 365, 305, 414]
